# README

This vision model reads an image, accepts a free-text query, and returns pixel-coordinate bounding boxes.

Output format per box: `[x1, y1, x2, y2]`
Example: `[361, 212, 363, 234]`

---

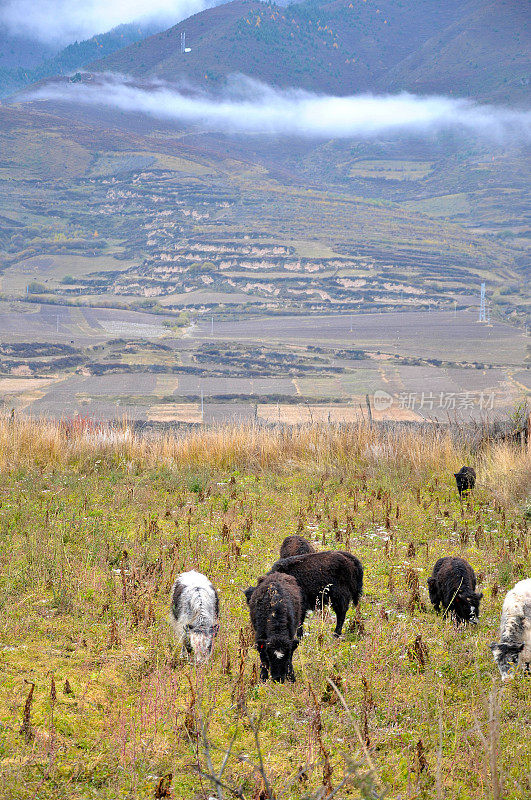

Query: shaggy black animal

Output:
[247, 551, 363, 637]
[279, 535, 316, 559]
[246, 572, 302, 682]
[428, 556, 482, 624]
[454, 466, 476, 498]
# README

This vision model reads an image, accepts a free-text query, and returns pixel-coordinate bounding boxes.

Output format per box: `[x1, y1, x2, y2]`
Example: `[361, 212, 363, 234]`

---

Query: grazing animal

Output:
[490, 578, 531, 680]
[246, 551, 363, 637]
[428, 557, 482, 624]
[454, 466, 476, 498]
[246, 572, 302, 682]
[279, 535, 316, 559]
[169, 570, 219, 663]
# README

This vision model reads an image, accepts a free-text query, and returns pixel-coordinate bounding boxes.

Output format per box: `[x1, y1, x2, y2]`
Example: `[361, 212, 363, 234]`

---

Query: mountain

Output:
[6, 1, 527, 100]
[0, 1, 528, 324]
[88, 0, 530, 101]
[0, 23, 159, 97]
[0, 32, 55, 69]
[383, 0, 530, 104]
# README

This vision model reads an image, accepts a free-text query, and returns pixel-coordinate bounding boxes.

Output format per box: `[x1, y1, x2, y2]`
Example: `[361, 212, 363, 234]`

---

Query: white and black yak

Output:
[246, 572, 302, 682]
[454, 466, 476, 499]
[247, 550, 363, 638]
[279, 534, 316, 559]
[169, 570, 219, 663]
[428, 556, 482, 624]
[490, 578, 531, 680]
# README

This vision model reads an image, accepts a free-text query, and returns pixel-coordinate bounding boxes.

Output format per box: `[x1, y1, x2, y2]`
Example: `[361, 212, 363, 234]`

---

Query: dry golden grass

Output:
[257, 403, 423, 424]
[0, 378, 56, 394]
[478, 440, 531, 507]
[1, 414, 530, 511]
[0, 414, 467, 474]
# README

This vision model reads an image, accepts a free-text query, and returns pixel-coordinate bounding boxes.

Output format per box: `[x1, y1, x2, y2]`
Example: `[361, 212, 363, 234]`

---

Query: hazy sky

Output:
[27, 75, 531, 142]
[0, 0, 210, 44]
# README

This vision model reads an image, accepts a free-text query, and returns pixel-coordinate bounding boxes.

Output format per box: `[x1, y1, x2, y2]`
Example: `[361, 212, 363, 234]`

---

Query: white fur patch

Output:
[178, 570, 214, 591]
[499, 579, 531, 639]
[494, 579, 531, 676]
[274, 650, 284, 659]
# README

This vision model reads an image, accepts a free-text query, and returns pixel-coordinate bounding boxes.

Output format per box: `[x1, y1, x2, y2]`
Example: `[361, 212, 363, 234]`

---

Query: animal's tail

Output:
[342, 552, 364, 606]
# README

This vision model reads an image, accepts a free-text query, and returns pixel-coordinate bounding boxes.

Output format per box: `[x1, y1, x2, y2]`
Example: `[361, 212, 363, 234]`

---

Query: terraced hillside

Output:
[1, 103, 528, 319]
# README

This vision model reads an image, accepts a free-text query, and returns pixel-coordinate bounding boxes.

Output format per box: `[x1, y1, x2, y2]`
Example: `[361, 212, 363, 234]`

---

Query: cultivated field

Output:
[0, 301, 173, 345]
[195, 310, 528, 364]
[0, 418, 530, 799]
[0, 304, 527, 424]
[0, 255, 135, 296]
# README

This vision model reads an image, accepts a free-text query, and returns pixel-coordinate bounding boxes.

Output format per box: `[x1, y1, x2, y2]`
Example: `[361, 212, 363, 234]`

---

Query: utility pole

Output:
[211, 316, 214, 335]
[365, 394, 373, 427]
[479, 282, 486, 322]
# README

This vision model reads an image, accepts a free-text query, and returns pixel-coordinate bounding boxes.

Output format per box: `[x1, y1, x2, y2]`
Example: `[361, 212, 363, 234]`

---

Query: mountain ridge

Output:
[87, 0, 530, 102]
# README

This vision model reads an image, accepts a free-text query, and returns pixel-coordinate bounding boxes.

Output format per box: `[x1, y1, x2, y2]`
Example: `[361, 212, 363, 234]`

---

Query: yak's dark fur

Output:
[454, 466, 476, 498]
[279, 535, 316, 559]
[428, 556, 482, 623]
[247, 572, 302, 682]
[249, 551, 363, 637]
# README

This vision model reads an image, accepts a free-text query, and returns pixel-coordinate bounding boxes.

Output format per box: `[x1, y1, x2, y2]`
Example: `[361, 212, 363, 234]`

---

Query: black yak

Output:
[454, 466, 476, 499]
[428, 556, 482, 624]
[279, 535, 316, 559]
[247, 551, 363, 637]
[246, 572, 303, 682]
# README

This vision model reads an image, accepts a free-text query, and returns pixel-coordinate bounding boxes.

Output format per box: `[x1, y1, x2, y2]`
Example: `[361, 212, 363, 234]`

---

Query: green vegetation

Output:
[0, 24, 154, 98]
[26, 281, 45, 294]
[0, 418, 530, 799]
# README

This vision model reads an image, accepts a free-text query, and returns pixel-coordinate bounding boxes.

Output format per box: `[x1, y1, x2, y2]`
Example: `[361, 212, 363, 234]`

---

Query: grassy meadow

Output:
[0, 418, 530, 799]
